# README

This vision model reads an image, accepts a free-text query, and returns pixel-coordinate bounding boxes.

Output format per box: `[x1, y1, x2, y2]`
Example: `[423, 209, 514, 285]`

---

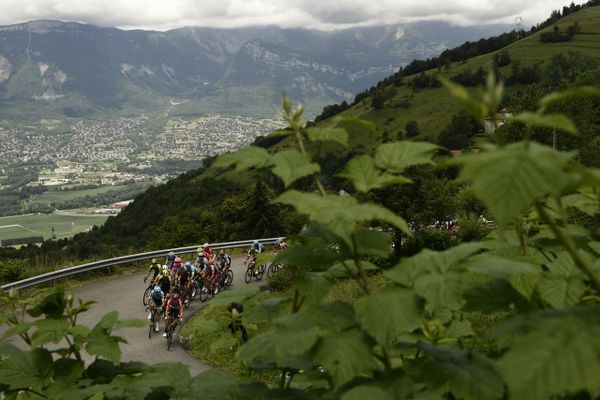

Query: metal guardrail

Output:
[1, 237, 284, 292]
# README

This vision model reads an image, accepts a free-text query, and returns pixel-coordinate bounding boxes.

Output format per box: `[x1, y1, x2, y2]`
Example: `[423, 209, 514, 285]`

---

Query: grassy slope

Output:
[330, 6, 600, 149]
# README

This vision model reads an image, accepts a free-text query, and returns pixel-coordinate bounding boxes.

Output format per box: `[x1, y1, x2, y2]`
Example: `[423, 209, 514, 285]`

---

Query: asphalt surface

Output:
[4, 255, 252, 376]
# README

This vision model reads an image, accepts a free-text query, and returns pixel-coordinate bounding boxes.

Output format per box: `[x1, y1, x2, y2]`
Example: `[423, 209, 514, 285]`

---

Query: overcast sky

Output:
[0, 0, 587, 31]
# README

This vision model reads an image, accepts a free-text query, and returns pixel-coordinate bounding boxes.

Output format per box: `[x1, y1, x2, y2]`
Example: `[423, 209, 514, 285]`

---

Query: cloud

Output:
[0, 0, 587, 30]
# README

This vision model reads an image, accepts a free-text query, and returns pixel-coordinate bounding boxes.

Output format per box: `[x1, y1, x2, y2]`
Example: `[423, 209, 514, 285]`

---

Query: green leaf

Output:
[237, 327, 320, 369]
[274, 190, 410, 243]
[279, 302, 356, 333]
[561, 192, 599, 216]
[325, 260, 379, 279]
[446, 318, 474, 338]
[339, 155, 411, 192]
[27, 287, 67, 318]
[95, 311, 119, 332]
[341, 386, 393, 400]
[207, 285, 261, 307]
[314, 329, 375, 387]
[355, 287, 422, 345]
[1, 322, 33, 340]
[439, 77, 487, 121]
[538, 252, 586, 308]
[114, 318, 146, 330]
[458, 142, 577, 226]
[305, 127, 348, 146]
[294, 272, 331, 304]
[386, 243, 487, 310]
[375, 142, 439, 174]
[31, 318, 70, 347]
[510, 112, 578, 135]
[540, 86, 600, 110]
[496, 306, 600, 398]
[417, 343, 504, 400]
[352, 229, 393, 257]
[272, 149, 320, 187]
[53, 358, 85, 384]
[212, 146, 273, 171]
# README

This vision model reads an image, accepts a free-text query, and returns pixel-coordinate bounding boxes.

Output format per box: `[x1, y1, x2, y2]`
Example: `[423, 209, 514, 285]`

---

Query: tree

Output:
[405, 120, 420, 138]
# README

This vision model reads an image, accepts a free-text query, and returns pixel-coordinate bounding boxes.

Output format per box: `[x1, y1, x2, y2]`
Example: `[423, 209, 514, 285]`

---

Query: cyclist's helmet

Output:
[203, 242, 209, 247]
[153, 286, 162, 294]
[253, 240, 259, 245]
[185, 261, 191, 267]
[162, 265, 169, 273]
[168, 251, 175, 258]
[151, 258, 157, 264]
[197, 246, 203, 253]
[219, 250, 225, 256]
[174, 257, 181, 263]
[275, 239, 281, 246]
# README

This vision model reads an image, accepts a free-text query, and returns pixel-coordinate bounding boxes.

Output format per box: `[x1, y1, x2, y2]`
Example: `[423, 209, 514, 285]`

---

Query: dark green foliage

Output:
[493, 50, 511, 67]
[451, 67, 486, 87]
[506, 60, 541, 85]
[437, 111, 482, 150]
[405, 120, 420, 138]
[540, 22, 581, 43]
[0, 259, 26, 283]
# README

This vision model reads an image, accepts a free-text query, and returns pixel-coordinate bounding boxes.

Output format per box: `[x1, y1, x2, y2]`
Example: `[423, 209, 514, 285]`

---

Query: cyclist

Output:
[171, 257, 184, 273]
[217, 250, 232, 274]
[147, 286, 165, 332]
[202, 261, 220, 294]
[273, 239, 288, 254]
[143, 258, 162, 284]
[163, 289, 184, 337]
[165, 251, 178, 268]
[245, 240, 264, 275]
[202, 242, 215, 263]
[177, 261, 191, 297]
[156, 266, 173, 298]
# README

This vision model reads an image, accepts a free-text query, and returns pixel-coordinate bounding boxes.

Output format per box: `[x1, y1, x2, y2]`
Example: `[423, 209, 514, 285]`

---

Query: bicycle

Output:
[200, 276, 219, 302]
[244, 259, 265, 283]
[165, 317, 180, 351]
[267, 263, 284, 278]
[147, 304, 161, 339]
[142, 280, 154, 307]
[221, 268, 234, 288]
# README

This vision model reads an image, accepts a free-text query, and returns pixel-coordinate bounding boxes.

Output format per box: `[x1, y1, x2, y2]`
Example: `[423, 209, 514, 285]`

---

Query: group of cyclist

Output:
[144, 238, 287, 339]
[144, 242, 233, 337]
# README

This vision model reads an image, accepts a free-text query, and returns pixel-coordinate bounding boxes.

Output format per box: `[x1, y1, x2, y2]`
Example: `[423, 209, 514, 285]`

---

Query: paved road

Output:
[4, 255, 251, 376]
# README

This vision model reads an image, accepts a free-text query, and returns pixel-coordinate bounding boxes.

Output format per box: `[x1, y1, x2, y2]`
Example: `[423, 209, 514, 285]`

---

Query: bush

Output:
[457, 213, 489, 242]
[0, 259, 27, 284]
[400, 229, 459, 257]
[267, 265, 298, 292]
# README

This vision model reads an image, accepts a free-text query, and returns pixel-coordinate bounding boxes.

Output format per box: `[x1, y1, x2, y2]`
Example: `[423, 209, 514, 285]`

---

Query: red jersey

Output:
[166, 296, 184, 313]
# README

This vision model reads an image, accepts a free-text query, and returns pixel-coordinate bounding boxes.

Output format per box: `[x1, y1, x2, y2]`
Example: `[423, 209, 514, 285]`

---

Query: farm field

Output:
[30, 185, 131, 205]
[0, 213, 109, 242]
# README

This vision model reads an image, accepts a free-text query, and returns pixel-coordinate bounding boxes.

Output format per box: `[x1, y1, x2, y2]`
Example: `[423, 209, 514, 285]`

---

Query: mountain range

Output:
[0, 20, 509, 119]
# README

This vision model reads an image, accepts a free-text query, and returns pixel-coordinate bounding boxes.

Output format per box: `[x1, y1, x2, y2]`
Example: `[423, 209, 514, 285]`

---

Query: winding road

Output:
[72, 255, 251, 375]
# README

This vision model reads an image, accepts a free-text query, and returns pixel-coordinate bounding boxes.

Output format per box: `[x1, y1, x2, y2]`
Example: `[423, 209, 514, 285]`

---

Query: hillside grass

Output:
[326, 5, 600, 145]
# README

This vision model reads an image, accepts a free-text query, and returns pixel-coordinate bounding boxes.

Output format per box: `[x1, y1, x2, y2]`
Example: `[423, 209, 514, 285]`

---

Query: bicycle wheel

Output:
[200, 282, 209, 302]
[142, 285, 152, 306]
[225, 270, 234, 287]
[166, 324, 174, 351]
[256, 264, 266, 280]
[267, 263, 276, 278]
[244, 267, 253, 283]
